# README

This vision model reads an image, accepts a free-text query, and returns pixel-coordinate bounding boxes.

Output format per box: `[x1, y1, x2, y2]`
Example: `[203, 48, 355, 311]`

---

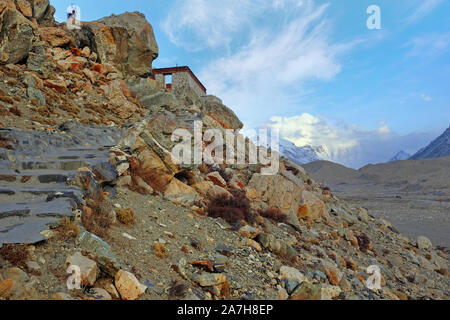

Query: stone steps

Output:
[0, 125, 122, 244]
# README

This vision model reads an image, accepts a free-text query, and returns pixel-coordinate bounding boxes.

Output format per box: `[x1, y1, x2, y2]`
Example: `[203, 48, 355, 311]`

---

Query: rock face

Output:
[0, 0, 56, 65]
[410, 126, 450, 160]
[0, 1, 35, 64]
[73, 12, 159, 76]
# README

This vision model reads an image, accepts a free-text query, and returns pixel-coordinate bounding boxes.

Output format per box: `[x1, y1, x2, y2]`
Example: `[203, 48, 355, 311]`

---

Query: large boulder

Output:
[0, 2, 35, 64]
[202, 96, 243, 130]
[73, 12, 158, 76]
[247, 173, 305, 213]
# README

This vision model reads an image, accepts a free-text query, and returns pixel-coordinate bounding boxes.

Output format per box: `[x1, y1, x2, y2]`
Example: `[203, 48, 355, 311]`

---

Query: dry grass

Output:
[0, 244, 29, 268]
[207, 189, 254, 225]
[116, 208, 136, 225]
[258, 207, 288, 224]
[0, 175, 16, 182]
[55, 218, 80, 240]
[81, 190, 114, 239]
[129, 157, 170, 193]
[153, 243, 169, 258]
[9, 106, 21, 117]
[285, 164, 300, 176]
[0, 95, 14, 104]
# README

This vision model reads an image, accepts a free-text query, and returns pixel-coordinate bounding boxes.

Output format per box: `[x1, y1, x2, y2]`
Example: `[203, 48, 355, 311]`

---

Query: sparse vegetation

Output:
[258, 207, 288, 224]
[153, 243, 169, 258]
[55, 218, 80, 240]
[285, 164, 300, 176]
[0, 244, 29, 268]
[81, 190, 114, 239]
[207, 189, 254, 224]
[116, 208, 136, 225]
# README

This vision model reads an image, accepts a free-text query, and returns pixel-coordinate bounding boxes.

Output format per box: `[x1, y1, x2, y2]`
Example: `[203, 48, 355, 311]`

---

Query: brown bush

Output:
[285, 164, 300, 176]
[81, 190, 113, 239]
[55, 218, 80, 240]
[0, 175, 16, 182]
[154, 243, 168, 258]
[258, 207, 288, 224]
[356, 233, 371, 253]
[0, 95, 14, 104]
[116, 208, 136, 225]
[207, 189, 254, 224]
[0, 244, 29, 268]
[9, 106, 21, 117]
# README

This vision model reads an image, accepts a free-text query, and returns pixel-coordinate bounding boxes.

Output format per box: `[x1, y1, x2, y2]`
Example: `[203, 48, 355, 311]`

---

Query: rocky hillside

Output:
[0, 1, 448, 301]
[410, 126, 450, 160]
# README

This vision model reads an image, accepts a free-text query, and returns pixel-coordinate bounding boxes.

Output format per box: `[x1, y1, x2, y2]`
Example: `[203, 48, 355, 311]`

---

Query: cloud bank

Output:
[265, 114, 437, 169]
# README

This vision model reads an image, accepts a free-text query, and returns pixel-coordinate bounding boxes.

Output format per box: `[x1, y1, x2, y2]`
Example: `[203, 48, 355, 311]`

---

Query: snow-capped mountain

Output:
[277, 139, 324, 165]
[390, 151, 411, 162]
[410, 126, 450, 160]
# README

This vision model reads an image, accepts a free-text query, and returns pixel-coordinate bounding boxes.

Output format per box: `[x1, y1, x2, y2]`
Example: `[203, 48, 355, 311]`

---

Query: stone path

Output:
[0, 123, 122, 244]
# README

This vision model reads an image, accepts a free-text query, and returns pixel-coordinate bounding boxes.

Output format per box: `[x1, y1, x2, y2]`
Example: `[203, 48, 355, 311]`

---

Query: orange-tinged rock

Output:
[115, 270, 147, 300]
[16, 0, 32, 17]
[0, 279, 14, 297]
[44, 79, 67, 93]
[206, 172, 227, 188]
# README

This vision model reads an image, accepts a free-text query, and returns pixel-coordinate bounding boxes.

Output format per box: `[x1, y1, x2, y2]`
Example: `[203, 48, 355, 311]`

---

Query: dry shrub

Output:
[116, 208, 136, 225]
[207, 189, 253, 225]
[181, 246, 189, 255]
[0, 244, 29, 268]
[154, 243, 168, 258]
[129, 157, 169, 193]
[285, 164, 300, 176]
[355, 233, 371, 253]
[258, 207, 288, 224]
[9, 106, 21, 117]
[55, 218, 80, 240]
[0, 137, 14, 150]
[81, 190, 113, 239]
[0, 95, 14, 104]
[168, 280, 188, 299]
[220, 280, 231, 299]
[0, 175, 16, 182]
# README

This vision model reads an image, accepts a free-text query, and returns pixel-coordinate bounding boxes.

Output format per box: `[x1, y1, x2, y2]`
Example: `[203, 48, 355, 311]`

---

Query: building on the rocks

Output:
[152, 66, 207, 97]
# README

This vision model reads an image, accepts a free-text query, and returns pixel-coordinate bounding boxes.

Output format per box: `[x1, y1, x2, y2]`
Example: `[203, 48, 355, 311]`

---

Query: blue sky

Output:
[51, 0, 450, 168]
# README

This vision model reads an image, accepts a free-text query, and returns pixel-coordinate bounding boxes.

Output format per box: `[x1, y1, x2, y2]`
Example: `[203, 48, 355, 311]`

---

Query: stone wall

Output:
[155, 71, 206, 97]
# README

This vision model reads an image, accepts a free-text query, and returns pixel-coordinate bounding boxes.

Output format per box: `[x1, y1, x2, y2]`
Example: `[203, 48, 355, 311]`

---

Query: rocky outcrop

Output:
[72, 12, 158, 76]
[0, 1, 35, 64]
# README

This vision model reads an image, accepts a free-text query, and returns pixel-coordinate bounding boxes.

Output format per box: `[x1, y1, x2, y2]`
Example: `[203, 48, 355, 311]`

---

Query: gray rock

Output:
[417, 236, 432, 250]
[0, 7, 34, 64]
[76, 227, 121, 276]
[27, 87, 46, 106]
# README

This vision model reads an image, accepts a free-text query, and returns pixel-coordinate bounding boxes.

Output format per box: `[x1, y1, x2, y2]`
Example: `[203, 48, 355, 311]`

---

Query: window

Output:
[164, 74, 172, 88]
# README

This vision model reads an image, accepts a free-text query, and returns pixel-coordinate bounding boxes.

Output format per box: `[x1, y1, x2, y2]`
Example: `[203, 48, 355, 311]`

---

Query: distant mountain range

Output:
[409, 126, 450, 160]
[390, 151, 411, 162]
[277, 139, 324, 165]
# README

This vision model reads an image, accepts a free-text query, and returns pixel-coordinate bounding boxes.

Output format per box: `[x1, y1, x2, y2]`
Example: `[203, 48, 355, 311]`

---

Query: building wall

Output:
[155, 71, 206, 97]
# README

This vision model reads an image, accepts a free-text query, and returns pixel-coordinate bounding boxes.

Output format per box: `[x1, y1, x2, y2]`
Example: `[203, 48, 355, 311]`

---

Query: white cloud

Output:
[404, 0, 444, 24]
[265, 114, 437, 169]
[421, 93, 433, 102]
[404, 32, 450, 58]
[162, 0, 285, 51]
[192, 1, 357, 128]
